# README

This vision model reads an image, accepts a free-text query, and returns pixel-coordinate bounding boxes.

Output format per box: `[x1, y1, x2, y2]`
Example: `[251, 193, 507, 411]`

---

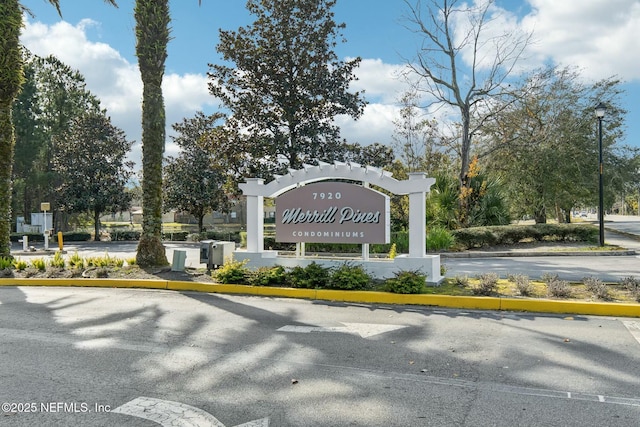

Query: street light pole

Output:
[595, 102, 607, 246]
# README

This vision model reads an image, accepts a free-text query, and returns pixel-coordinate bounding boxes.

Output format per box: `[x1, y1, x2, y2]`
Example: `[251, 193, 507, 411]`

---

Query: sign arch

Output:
[239, 161, 435, 258]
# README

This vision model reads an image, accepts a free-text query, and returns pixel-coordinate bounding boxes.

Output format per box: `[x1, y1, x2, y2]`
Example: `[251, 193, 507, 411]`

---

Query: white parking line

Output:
[278, 322, 406, 338]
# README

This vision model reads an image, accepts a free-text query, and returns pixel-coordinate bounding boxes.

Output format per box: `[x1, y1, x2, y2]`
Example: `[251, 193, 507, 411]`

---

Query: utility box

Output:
[200, 240, 234, 270]
[171, 249, 187, 272]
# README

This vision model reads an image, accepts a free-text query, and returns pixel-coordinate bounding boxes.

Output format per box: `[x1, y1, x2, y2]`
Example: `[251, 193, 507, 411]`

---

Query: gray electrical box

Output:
[199, 240, 234, 270]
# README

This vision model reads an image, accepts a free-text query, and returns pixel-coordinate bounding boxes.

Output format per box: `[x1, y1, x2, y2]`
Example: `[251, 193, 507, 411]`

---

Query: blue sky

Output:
[20, 0, 640, 168]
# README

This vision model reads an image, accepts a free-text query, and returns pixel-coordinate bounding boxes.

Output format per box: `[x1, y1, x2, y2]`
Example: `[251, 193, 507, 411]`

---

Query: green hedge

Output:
[195, 231, 242, 243]
[11, 232, 46, 243]
[260, 232, 410, 254]
[452, 223, 598, 250]
[110, 230, 141, 241]
[162, 231, 189, 241]
[11, 231, 91, 243]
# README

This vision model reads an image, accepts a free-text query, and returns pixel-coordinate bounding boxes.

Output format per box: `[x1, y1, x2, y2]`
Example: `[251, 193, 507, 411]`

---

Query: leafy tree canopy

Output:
[52, 112, 134, 239]
[209, 0, 366, 172]
[164, 112, 232, 232]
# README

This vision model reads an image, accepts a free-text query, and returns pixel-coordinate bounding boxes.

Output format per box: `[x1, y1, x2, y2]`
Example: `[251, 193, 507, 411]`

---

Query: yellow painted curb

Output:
[253, 286, 317, 300]
[0, 277, 168, 289]
[167, 281, 245, 294]
[500, 298, 640, 317]
[1, 278, 638, 318]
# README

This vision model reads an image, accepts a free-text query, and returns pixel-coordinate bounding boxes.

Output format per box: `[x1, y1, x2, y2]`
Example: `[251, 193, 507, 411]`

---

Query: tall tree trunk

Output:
[534, 205, 547, 224]
[458, 108, 472, 227]
[94, 210, 101, 242]
[0, 1, 24, 258]
[198, 214, 204, 233]
[134, 0, 169, 266]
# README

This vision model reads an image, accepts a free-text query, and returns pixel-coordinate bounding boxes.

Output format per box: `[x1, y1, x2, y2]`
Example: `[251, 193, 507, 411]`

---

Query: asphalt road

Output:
[1, 287, 639, 426]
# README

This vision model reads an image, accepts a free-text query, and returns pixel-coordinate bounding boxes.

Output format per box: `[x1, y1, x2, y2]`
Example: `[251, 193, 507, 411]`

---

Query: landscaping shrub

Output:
[261, 231, 410, 254]
[0, 257, 12, 277]
[203, 230, 242, 243]
[0, 257, 13, 270]
[621, 276, 640, 296]
[544, 274, 572, 298]
[11, 231, 93, 243]
[110, 230, 141, 241]
[583, 276, 611, 301]
[384, 270, 426, 294]
[30, 258, 47, 271]
[248, 265, 287, 286]
[286, 262, 331, 289]
[86, 254, 122, 268]
[68, 252, 85, 269]
[262, 236, 296, 251]
[305, 242, 361, 254]
[508, 274, 533, 296]
[11, 232, 45, 243]
[212, 259, 249, 284]
[472, 272, 499, 296]
[328, 263, 371, 290]
[388, 243, 397, 259]
[452, 224, 598, 250]
[426, 226, 455, 251]
[162, 231, 189, 241]
[453, 228, 498, 249]
[56, 232, 92, 242]
[392, 231, 409, 253]
[453, 275, 469, 287]
[49, 252, 66, 269]
[13, 258, 27, 271]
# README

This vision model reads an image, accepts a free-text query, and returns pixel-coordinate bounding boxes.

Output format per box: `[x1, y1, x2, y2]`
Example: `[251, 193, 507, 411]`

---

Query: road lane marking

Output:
[278, 322, 405, 338]
[622, 320, 640, 345]
[260, 357, 640, 408]
[113, 396, 269, 427]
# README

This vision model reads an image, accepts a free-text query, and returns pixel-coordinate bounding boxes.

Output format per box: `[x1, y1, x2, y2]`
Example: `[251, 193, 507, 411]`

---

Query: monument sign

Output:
[276, 182, 389, 244]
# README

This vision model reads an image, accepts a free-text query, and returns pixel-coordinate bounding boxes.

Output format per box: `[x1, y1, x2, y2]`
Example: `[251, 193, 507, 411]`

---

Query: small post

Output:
[22, 235, 28, 252]
[57, 231, 64, 251]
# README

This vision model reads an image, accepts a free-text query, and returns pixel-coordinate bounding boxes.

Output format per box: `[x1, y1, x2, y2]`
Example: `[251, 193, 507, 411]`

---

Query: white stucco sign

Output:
[276, 182, 390, 244]
[236, 161, 443, 284]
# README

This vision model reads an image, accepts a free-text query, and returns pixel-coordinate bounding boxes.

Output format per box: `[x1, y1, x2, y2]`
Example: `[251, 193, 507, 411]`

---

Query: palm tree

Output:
[134, 0, 170, 266]
[0, 1, 117, 258]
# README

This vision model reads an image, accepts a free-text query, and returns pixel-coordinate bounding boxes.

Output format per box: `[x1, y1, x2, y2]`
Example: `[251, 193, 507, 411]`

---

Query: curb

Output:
[1, 278, 638, 318]
[441, 249, 638, 258]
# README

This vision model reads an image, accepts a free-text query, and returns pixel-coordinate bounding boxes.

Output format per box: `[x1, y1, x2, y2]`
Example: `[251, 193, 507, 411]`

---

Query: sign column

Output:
[244, 178, 264, 253]
[408, 173, 427, 257]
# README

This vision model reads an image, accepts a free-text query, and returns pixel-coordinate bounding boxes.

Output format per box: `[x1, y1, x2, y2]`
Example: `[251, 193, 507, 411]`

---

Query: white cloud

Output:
[521, 0, 640, 81]
[20, 18, 219, 169]
[350, 58, 411, 104]
[338, 103, 401, 146]
[20, 17, 410, 167]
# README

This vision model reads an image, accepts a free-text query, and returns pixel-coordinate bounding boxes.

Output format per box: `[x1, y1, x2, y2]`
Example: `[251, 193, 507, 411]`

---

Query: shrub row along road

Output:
[1, 286, 639, 426]
[13, 238, 640, 282]
[11, 216, 640, 283]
